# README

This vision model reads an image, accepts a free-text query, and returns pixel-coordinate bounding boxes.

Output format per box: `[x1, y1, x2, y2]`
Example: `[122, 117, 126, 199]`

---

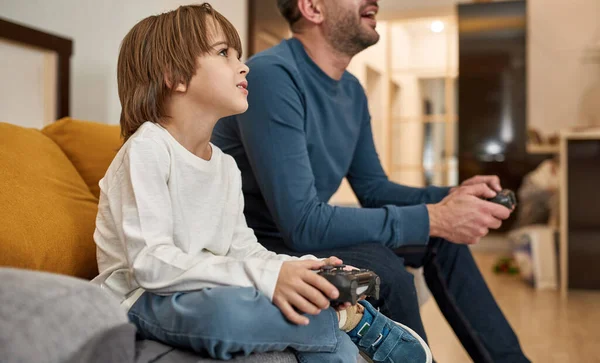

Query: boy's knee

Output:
[334, 334, 359, 363]
[199, 287, 266, 322]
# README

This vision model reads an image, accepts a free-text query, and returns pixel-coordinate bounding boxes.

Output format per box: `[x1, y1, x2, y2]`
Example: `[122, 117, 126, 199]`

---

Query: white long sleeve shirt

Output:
[92, 122, 314, 305]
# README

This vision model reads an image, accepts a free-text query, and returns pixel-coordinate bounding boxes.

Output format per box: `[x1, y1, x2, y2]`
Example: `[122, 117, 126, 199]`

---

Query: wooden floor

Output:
[420, 252, 600, 363]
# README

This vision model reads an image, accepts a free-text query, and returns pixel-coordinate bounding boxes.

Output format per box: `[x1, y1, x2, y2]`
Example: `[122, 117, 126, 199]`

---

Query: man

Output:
[213, 0, 530, 362]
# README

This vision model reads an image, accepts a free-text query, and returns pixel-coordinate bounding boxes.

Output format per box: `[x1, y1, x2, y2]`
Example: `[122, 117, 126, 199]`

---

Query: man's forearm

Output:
[352, 178, 451, 208]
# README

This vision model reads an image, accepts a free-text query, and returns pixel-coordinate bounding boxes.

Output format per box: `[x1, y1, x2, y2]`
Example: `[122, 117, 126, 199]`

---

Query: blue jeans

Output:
[261, 237, 530, 363]
[128, 287, 358, 362]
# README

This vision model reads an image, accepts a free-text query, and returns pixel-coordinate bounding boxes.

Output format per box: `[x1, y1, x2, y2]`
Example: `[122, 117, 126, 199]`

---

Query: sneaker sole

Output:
[394, 321, 433, 363]
[358, 322, 433, 363]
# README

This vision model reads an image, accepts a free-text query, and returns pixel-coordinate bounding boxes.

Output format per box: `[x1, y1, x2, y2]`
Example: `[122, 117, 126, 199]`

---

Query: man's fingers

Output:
[484, 202, 511, 220]
[487, 175, 502, 192]
[276, 299, 309, 325]
[465, 175, 502, 192]
[304, 271, 339, 300]
[464, 183, 497, 199]
[485, 216, 503, 229]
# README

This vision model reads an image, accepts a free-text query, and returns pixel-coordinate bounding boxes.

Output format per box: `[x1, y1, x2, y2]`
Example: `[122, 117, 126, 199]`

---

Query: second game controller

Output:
[486, 189, 517, 209]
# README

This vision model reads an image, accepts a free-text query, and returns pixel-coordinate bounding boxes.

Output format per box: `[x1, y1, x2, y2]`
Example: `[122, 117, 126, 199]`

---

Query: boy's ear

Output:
[164, 72, 187, 93]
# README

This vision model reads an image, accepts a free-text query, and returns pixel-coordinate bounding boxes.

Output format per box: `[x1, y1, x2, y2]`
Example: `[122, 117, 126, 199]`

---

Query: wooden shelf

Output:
[526, 143, 560, 154]
[391, 115, 458, 124]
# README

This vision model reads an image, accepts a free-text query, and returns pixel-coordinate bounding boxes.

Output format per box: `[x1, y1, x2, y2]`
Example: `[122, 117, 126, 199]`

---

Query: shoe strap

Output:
[357, 309, 388, 348]
[371, 327, 404, 361]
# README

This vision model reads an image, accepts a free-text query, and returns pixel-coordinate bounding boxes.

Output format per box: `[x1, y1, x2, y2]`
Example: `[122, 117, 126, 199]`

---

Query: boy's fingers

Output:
[289, 292, 321, 316]
[278, 300, 309, 325]
[304, 271, 339, 299]
[335, 302, 352, 311]
[304, 259, 325, 270]
[322, 256, 343, 266]
[296, 282, 330, 310]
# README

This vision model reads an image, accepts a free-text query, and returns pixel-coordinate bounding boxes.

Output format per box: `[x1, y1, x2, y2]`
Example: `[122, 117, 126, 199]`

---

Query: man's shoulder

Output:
[246, 40, 301, 78]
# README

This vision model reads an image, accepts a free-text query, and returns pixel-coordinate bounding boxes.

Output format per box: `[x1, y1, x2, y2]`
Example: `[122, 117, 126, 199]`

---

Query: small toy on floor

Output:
[493, 256, 520, 275]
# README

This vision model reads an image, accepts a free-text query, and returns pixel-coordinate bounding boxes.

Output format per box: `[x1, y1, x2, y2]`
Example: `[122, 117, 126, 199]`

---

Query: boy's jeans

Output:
[128, 287, 358, 362]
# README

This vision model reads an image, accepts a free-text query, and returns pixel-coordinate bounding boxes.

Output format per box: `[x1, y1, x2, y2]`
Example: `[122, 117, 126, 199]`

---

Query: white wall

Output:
[528, 0, 600, 136]
[0, 0, 248, 125]
[0, 39, 56, 128]
[383, 0, 600, 136]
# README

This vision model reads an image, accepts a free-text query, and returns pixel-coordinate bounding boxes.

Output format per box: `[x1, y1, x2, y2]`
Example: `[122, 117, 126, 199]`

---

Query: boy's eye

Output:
[218, 48, 228, 57]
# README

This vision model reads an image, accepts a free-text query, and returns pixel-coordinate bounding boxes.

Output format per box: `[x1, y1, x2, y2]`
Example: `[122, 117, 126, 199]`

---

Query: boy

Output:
[92, 4, 430, 362]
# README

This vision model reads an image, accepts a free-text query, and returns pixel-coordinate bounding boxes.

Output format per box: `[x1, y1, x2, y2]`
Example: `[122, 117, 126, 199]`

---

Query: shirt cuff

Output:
[424, 186, 451, 203]
[254, 258, 285, 301]
[391, 204, 430, 247]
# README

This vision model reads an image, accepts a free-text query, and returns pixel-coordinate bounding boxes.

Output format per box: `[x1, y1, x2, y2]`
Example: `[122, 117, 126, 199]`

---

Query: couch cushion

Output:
[42, 117, 122, 199]
[0, 268, 131, 363]
[136, 340, 299, 363]
[0, 122, 99, 279]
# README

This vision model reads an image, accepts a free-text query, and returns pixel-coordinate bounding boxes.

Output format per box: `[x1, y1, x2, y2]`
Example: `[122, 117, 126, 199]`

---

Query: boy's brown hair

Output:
[117, 3, 242, 141]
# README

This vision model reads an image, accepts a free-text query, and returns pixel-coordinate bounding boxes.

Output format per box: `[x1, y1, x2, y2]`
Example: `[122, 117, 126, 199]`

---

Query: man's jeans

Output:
[262, 237, 531, 363]
[128, 287, 358, 362]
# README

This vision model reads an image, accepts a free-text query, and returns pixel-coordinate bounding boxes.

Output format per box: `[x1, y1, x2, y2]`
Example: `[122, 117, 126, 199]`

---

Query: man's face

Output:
[322, 0, 380, 56]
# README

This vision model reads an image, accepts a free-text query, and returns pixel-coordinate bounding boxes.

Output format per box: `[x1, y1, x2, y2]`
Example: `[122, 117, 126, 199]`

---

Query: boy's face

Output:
[185, 21, 249, 118]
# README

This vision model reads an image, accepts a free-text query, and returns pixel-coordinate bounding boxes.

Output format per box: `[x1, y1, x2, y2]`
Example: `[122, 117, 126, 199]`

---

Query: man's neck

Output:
[161, 99, 217, 161]
[293, 33, 351, 81]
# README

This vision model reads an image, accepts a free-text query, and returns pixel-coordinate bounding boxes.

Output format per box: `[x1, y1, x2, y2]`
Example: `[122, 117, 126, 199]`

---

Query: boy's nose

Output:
[239, 62, 249, 75]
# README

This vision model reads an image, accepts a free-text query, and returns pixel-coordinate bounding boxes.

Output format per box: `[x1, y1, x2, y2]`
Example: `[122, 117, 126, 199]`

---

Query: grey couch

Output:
[0, 268, 297, 363]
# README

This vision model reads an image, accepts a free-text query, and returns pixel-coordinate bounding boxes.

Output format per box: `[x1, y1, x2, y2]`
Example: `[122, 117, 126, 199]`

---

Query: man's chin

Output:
[359, 24, 380, 43]
[360, 31, 380, 48]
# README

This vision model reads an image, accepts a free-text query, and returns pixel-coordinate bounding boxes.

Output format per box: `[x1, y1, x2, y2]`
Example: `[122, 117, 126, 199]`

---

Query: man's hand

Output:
[451, 175, 502, 194]
[273, 259, 340, 325]
[427, 184, 511, 245]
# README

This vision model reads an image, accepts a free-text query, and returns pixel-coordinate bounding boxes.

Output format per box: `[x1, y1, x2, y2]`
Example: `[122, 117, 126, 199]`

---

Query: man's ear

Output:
[297, 0, 324, 25]
[164, 72, 187, 93]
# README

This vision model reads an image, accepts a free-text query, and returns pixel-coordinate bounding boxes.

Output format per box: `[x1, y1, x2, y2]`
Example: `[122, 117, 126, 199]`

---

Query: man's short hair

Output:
[277, 0, 302, 31]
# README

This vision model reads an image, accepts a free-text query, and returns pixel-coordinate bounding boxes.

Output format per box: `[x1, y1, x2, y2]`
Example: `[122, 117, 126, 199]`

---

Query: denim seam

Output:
[129, 310, 339, 350]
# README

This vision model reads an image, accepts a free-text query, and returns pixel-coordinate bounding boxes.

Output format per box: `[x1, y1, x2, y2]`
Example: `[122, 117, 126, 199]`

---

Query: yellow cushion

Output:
[42, 118, 122, 199]
[0, 122, 99, 279]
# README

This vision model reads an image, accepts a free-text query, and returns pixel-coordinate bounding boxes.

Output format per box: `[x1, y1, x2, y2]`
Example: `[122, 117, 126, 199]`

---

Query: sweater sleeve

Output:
[347, 103, 451, 208]
[234, 60, 432, 252]
[108, 138, 287, 300]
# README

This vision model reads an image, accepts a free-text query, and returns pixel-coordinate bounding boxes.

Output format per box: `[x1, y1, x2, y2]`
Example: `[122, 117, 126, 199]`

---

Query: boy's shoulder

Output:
[212, 144, 241, 175]
[125, 122, 171, 152]
[109, 123, 170, 171]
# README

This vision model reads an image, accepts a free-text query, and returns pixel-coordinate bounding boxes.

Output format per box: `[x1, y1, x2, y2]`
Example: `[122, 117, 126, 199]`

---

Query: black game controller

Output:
[317, 265, 380, 305]
[486, 189, 517, 209]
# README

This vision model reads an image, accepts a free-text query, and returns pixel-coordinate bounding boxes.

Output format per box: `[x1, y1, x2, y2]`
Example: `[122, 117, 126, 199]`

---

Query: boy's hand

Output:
[333, 264, 361, 311]
[274, 259, 339, 325]
[321, 256, 343, 266]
